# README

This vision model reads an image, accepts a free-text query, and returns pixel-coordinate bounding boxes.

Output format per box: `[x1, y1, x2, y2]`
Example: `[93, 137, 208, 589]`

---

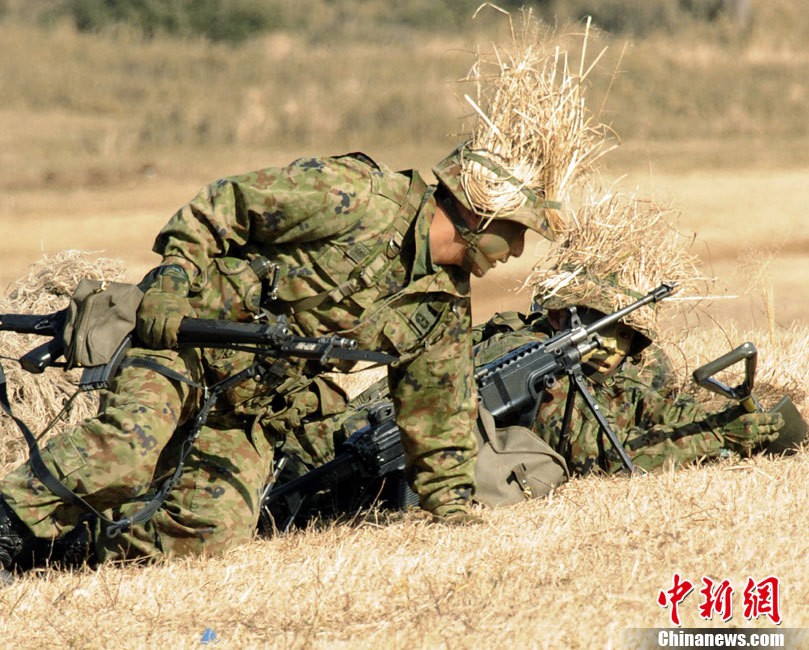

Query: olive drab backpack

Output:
[473, 408, 569, 508]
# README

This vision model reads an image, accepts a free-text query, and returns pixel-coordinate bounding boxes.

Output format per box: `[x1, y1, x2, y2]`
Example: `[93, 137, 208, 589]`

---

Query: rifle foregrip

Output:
[178, 318, 285, 346]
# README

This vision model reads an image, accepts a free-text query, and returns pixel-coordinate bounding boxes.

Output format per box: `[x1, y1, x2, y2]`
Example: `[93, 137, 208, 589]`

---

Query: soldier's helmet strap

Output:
[438, 190, 496, 275]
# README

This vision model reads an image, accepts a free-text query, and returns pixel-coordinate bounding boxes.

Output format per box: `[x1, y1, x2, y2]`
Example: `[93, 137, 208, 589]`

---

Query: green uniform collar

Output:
[406, 186, 470, 298]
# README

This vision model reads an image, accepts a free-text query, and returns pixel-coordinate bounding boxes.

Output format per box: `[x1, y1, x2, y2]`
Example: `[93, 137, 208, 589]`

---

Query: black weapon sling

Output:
[0, 355, 213, 538]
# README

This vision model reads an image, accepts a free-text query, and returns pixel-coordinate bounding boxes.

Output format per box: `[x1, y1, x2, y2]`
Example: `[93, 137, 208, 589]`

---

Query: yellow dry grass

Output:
[460, 8, 613, 233]
[2, 452, 808, 648]
[528, 185, 712, 345]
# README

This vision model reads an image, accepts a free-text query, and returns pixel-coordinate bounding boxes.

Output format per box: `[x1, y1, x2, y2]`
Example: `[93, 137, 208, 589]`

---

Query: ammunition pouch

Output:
[62, 279, 143, 370]
[190, 256, 266, 321]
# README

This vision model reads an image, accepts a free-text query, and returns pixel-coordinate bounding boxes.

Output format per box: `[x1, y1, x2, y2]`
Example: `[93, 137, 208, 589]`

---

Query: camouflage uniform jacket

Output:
[474, 311, 732, 474]
[152, 153, 477, 515]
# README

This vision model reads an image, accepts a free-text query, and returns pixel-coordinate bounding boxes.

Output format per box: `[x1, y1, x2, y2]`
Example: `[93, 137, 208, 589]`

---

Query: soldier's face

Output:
[547, 308, 634, 375]
[467, 217, 527, 277]
[581, 322, 635, 374]
[476, 219, 526, 260]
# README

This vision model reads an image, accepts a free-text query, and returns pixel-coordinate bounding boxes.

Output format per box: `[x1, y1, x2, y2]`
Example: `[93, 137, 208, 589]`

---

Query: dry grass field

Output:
[1, 4, 809, 648]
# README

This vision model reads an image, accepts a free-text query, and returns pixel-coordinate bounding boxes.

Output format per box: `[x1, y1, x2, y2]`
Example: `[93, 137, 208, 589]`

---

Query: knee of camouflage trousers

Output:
[95, 413, 276, 562]
[0, 346, 202, 540]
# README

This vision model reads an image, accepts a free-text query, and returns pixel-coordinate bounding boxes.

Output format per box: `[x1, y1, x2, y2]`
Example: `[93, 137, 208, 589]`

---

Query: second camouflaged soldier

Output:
[474, 295, 786, 476]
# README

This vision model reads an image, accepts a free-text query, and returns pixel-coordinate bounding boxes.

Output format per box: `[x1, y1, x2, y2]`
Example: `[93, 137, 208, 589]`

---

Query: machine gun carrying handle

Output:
[693, 341, 809, 454]
[692, 342, 758, 412]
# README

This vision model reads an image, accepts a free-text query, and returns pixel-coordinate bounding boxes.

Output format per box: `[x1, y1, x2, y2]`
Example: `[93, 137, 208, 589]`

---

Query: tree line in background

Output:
[2, 0, 751, 44]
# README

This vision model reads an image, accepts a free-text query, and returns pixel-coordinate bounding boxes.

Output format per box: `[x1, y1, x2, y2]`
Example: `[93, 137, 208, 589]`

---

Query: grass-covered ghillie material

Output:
[0, 251, 126, 468]
[459, 6, 615, 235]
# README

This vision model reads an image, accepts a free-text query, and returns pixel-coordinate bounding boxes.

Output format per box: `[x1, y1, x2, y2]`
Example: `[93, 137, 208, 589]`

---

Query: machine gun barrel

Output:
[544, 281, 677, 355]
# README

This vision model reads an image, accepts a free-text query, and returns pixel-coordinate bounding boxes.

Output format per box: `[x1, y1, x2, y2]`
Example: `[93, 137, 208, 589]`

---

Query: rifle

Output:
[692, 342, 807, 454]
[1, 312, 394, 385]
[1, 309, 395, 536]
[260, 282, 676, 531]
[258, 400, 418, 534]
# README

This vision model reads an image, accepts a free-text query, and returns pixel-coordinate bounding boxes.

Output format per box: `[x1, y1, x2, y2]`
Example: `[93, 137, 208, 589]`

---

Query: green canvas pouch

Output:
[474, 408, 570, 508]
[62, 279, 144, 369]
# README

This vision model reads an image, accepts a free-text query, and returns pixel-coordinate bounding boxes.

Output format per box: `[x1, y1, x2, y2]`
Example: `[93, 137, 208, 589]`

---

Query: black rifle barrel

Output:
[178, 318, 296, 347]
[0, 310, 66, 336]
[178, 318, 359, 351]
[582, 281, 676, 338]
[177, 318, 396, 365]
[264, 450, 363, 506]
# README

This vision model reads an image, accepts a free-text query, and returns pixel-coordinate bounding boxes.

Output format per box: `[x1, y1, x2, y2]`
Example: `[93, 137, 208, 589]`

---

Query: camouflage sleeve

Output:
[388, 300, 478, 516]
[152, 156, 375, 280]
[615, 362, 727, 471]
[534, 349, 734, 473]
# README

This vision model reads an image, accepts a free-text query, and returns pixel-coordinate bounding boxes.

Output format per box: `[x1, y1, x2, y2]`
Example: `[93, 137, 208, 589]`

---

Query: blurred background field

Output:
[1, 0, 807, 331]
[1, 2, 808, 646]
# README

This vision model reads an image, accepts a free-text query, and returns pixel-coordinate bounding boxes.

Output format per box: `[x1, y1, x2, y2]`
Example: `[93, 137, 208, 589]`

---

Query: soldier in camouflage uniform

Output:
[473, 305, 785, 476]
[0, 145, 561, 578]
[275, 293, 786, 511]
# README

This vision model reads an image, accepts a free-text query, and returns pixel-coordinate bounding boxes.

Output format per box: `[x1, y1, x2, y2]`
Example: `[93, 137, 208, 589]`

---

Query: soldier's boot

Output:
[46, 519, 97, 570]
[0, 495, 36, 585]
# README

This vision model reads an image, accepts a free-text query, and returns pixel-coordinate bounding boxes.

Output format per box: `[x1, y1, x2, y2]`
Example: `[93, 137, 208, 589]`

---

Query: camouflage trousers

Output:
[1, 347, 276, 563]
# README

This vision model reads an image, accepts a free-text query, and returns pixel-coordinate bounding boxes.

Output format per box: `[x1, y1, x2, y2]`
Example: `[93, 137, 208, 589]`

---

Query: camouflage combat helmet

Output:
[432, 144, 563, 242]
[532, 268, 655, 356]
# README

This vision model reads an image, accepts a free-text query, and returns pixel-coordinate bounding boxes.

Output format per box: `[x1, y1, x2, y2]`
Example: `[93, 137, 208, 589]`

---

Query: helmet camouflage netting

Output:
[433, 9, 613, 241]
[528, 187, 713, 348]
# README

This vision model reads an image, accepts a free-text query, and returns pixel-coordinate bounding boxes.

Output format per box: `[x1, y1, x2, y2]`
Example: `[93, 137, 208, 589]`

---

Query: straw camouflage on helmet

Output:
[533, 270, 654, 356]
[432, 144, 562, 241]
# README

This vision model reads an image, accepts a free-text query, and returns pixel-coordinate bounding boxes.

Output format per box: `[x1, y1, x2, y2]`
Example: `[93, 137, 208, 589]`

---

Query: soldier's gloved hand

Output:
[722, 411, 785, 455]
[431, 505, 483, 526]
[136, 265, 194, 349]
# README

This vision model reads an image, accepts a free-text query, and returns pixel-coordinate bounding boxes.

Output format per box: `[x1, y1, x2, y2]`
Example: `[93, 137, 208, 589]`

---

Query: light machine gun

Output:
[474, 282, 676, 473]
[260, 283, 677, 531]
[259, 399, 414, 534]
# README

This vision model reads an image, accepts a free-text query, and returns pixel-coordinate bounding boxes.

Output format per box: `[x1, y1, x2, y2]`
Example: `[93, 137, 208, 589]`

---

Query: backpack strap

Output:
[0, 356, 207, 538]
